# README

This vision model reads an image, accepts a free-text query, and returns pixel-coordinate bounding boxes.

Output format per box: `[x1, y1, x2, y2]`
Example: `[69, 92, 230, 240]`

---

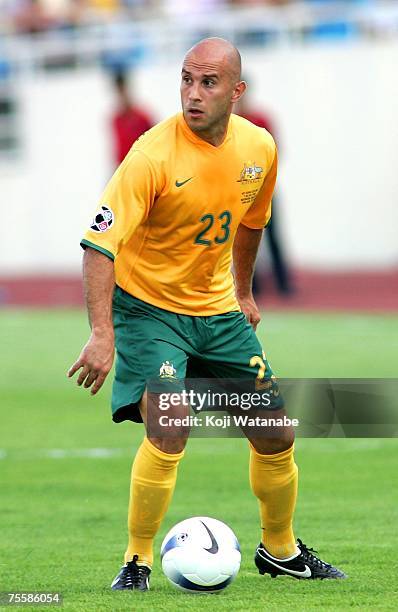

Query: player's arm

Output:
[235, 143, 278, 330]
[68, 150, 159, 394]
[233, 225, 263, 330]
[68, 247, 115, 395]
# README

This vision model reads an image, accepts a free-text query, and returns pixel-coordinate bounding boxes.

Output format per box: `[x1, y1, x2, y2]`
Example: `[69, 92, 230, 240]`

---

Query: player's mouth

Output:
[187, 108, 204, 118]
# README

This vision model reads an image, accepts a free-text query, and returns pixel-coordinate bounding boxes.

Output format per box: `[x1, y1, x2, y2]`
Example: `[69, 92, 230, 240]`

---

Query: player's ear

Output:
[231, 80, 247, 104]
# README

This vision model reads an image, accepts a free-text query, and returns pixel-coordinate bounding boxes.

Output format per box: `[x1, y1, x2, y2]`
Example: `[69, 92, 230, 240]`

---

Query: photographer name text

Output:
[158, 414, 299, 428]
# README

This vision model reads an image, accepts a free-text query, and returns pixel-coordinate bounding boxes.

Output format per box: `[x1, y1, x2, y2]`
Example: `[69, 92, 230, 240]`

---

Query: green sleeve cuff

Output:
[80, 239, 115, 261]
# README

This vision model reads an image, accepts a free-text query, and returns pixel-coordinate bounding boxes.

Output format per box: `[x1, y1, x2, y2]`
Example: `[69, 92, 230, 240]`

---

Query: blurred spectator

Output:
[13, 0, 55, 35]
[5, 1, 88, 34]
[111, 70, 154, 165]
[235, 88, 294, 296]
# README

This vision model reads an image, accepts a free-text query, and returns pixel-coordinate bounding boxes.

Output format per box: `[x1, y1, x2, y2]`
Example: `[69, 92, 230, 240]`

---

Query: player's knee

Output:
[148, 436, 187, 455]
[251, 429, 295, 455]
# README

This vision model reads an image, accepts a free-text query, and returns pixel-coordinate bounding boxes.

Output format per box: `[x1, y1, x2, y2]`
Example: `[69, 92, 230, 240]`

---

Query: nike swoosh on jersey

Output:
[257, 549, 312, 578]
[175, 177, 194, 187]
[200, 521, 219, 554]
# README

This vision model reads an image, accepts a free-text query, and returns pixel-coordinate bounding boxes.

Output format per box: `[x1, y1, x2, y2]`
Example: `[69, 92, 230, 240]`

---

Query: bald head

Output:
[180, 37, 246, 146]
[184, 37, 242, 84]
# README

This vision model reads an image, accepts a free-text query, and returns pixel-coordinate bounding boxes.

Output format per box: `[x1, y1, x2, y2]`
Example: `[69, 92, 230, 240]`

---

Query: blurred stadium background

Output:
[1, 3, 398, 610]
[0, 0, 397, 309]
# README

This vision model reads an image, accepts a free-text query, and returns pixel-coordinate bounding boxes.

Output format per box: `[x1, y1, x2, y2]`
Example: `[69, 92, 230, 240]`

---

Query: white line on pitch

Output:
[0, 447, 129, 460]
[0, 440, 395, 460]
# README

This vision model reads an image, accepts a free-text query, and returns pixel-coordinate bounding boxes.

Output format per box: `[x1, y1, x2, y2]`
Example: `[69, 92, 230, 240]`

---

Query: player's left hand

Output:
[238, 294, 261, 330]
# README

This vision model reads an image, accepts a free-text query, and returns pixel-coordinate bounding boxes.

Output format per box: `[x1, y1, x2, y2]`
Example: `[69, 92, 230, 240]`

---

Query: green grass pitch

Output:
[1, 310, 398, 611]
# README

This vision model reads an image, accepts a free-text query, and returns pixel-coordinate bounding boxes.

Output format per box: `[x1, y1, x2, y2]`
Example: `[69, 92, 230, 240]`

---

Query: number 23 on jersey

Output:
[194, 211, 232, 247]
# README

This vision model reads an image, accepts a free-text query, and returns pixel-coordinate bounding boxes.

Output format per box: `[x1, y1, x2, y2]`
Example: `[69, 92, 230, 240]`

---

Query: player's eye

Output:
[203, 79, 215, 87]
[182, 76, 192, 84]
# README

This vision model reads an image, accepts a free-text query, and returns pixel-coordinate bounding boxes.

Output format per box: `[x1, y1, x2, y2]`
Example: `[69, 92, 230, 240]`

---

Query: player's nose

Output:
[188, 81, 202, 102]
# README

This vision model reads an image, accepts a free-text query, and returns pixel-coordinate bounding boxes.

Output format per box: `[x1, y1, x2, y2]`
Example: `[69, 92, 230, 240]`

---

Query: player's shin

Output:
[125, 436, 185, 567]
[249, 443, 298, 559]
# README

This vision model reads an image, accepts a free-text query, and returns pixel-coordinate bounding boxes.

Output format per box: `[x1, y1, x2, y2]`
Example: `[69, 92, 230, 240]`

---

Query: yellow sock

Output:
[125, 437, 184, 567]
[249, 443, 298, 559]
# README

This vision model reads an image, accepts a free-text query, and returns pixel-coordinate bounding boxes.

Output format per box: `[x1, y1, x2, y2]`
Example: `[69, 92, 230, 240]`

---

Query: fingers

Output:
[240, 301, 261, 331]
[68, 336, 114, 395]
[244, 313, 257, 330]
[247, 310, 260, 331]
[70, 364, 110, 394]
[77, 363, 110, 391]
[76, 365, 90, 386]
[90, 371, 108, 395]
[67, 359, 110, 393]
[68, 359, 83, 378]
[84, 370, 98, 389]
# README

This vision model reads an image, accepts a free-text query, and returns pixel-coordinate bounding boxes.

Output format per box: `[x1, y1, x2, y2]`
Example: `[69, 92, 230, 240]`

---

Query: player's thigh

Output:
[203, 311, 277, 385]
[112, 287, 190, 425]
[202, 312, 294, 451]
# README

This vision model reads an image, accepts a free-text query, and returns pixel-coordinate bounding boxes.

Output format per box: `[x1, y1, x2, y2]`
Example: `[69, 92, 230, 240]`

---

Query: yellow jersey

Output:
[81, 112, 277, 315]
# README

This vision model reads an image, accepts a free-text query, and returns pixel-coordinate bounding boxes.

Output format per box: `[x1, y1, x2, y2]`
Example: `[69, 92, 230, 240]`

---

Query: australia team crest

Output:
[159, 361, 177, 379]
[238, 161, 263, 184]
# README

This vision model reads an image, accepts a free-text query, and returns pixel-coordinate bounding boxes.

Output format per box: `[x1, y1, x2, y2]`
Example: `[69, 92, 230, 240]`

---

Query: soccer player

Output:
[68, 37, 346, 591]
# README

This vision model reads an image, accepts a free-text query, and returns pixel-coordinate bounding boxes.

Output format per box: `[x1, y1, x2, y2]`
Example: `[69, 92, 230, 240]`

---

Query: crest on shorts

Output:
[90, 205, 114, 233]
[238, 161, 263, 183]
[159, 361, 177, 379]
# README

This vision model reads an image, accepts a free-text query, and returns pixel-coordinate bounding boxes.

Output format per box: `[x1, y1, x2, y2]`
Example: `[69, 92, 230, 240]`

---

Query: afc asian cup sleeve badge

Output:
[90, 205, 114, 233]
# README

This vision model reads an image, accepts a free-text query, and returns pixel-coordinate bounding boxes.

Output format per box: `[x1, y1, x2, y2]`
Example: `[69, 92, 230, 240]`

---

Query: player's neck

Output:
[190, 117, 230, 147]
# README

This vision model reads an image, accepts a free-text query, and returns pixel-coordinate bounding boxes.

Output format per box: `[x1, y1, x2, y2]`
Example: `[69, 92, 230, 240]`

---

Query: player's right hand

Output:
[67, 329, 115, 395]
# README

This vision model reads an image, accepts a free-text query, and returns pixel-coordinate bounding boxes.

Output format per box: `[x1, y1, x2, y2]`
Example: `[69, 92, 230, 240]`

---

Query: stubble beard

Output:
[185, 105, 230, 142]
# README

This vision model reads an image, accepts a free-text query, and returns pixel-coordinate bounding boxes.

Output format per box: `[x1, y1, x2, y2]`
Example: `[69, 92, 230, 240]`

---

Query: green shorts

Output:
[112, 286, 282, 423]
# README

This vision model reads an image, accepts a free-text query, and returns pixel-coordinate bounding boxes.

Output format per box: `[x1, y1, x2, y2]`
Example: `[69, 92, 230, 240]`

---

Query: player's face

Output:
[180, 55, 244, 144]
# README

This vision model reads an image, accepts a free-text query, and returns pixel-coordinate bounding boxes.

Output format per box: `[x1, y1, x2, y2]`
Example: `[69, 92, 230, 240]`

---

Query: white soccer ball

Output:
[160, 516, 241, 593]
